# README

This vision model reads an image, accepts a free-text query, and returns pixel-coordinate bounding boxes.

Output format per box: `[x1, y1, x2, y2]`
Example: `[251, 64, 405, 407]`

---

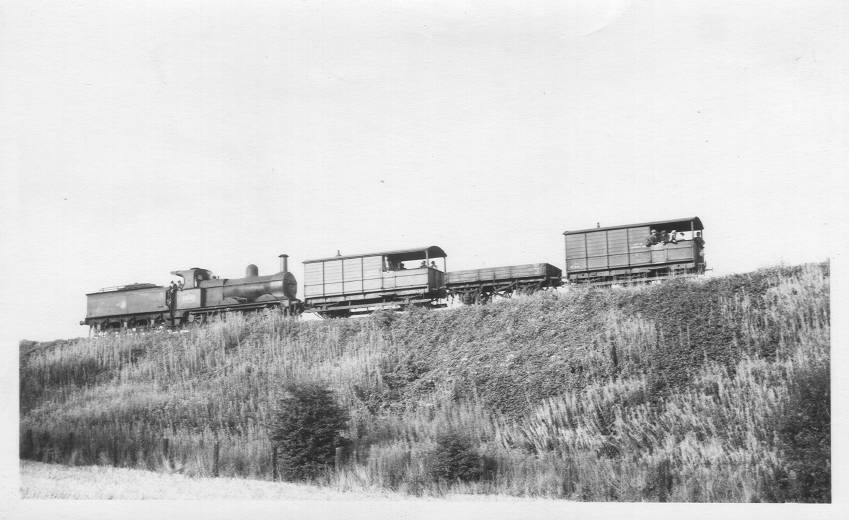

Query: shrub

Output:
[430, 431, 482, 483]
[370, 309, 396, 329]
[269, 382, 349, 481]
[774, 356, 830, 502]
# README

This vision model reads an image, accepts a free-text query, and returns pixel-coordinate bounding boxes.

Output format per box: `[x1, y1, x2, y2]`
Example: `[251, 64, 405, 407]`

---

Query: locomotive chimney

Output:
[246, 264, 259, 277]
[278, 254, 289, 274]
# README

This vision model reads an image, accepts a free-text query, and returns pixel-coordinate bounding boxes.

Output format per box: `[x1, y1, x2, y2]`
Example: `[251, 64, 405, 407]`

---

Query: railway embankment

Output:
[19, 263, 830, 501]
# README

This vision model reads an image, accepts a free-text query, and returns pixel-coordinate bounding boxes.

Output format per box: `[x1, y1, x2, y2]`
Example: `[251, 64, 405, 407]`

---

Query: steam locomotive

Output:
[82, 255, 299, 330]
[81, 216, 705, 330]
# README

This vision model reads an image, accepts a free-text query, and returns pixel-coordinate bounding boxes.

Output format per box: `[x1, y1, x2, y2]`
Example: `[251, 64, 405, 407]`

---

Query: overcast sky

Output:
[1, 0, 847, 342]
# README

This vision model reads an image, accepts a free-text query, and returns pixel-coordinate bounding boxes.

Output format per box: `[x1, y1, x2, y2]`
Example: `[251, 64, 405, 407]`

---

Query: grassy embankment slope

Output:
[19, 264, 830, 501]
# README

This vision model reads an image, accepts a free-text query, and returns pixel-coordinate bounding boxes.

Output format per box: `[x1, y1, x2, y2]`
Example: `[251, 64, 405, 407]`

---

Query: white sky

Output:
[1, 0, 847, 342]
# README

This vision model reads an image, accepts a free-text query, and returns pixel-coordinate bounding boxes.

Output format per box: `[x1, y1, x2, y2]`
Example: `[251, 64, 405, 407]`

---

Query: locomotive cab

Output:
[170, 268, 213, 289]
[168, 268, 211, 310]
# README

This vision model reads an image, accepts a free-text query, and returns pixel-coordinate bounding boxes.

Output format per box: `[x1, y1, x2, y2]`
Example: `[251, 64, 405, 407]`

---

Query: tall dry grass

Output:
[19, 263, 830, 501]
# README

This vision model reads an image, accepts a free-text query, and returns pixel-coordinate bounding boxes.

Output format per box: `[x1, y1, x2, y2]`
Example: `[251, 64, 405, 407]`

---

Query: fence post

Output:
[335, 446, 343, 472]
[352, 439, 359, 464]
[112, 438, 119, 467]
[21, 429, 33, 459]
[271, 446, 278, 481]
[212, 441, 220, 477]
[67, 432, 75, 464]
[162, 438, 171, 468]
[42, 432, 51, 462]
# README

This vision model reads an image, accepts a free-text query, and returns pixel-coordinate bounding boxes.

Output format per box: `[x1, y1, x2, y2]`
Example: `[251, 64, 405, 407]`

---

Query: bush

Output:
[430, 431, 482, 483]
[269, 382, 349, 481]
[774, 357, 831, 502]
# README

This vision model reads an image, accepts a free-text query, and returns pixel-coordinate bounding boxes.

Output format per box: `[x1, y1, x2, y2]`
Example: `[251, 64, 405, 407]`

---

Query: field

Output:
[19, 263, 830, 501]
[19, 460, 393, 499]
[19, 460, 564, 501]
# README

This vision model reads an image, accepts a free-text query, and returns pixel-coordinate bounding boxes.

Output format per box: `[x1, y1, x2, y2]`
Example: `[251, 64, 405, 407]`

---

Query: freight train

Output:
[81, 216, 705, 330]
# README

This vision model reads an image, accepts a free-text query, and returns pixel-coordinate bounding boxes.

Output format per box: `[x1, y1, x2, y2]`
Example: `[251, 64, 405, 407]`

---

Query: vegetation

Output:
[19, 263, 830, 501]
[269, 383, 349, 480]
[430, 431, 484, 484]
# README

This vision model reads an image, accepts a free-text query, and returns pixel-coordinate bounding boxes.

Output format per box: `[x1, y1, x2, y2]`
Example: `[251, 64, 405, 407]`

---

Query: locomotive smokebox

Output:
[245, 264, 259, 278]
[278, 254, 289, 274]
